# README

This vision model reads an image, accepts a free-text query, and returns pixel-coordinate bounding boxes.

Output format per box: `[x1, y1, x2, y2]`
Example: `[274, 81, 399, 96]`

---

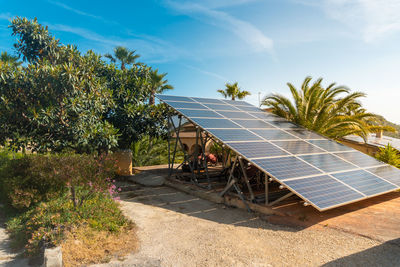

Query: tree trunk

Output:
[121, 62, 125, 70]
[149, 91, 155, 105]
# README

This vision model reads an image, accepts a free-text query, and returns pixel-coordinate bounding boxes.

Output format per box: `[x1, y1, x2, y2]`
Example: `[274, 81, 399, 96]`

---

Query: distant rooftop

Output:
[343, 134, 400, 151]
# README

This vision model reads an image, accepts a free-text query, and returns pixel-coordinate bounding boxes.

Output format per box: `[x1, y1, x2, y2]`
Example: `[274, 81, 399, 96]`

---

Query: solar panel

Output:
[166, 101, 207, 110]
[252, 156, 322, 180]
[221, 99, 253, 106]
[308, 140, 353, 152]
[272, 140, 325, 155]
[217, 111, 256, 119]
[366, 165, 400, 186]
[232, 119, 274, 129]
[252, 129, 298, 140]
[299, 153, 355, 173]
[158, 95, 195, 102]
[335, 151, 385, 168]
[234, 106, 265, 112]
[283, 175, 364, 210]
[191, 97, 224, 104]
[176, 109, 223, 118]
[332, 170, 397, 196]
[249, 112, 285, 121]
[286, 129, 324, 140]
[227, 141, 289, 159]
[190, 118, 240, 129]
[202, 103, 240, 111]
[207, 129, 263, 142]
[267, 120, 300, 129]
[157, 94, 400, 211]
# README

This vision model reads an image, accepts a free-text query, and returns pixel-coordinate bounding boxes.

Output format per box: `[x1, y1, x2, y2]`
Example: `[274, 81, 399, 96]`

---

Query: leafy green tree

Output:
[149, 69, 173, 105]
[0, 17, 118, 153]
[104, 46, 140, 70]
[103, 64, 170, 149]
[10, 17, 61, 64]
[217, 82, 251, 100]
[375, 144, 400, 168]
[0, 51, 21, 66]
[0, 49, 118, 153]
[262, 76, 393, 140]
[131, 135, 183, 167]
[0, 17, 173, 153]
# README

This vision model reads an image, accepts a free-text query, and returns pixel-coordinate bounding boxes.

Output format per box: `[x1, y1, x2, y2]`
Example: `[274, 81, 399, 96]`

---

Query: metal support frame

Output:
[167, 113, 211, 188]
[267, 192, 294, 206]
[218, 155, 255, 212]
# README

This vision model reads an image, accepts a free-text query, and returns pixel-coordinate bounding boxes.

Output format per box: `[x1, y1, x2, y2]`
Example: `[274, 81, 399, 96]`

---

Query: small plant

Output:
[375, 144, 400, 168]
[6, 192, 132, 256]
[131, 135, 183, 167]
[0, 153, 117, 211]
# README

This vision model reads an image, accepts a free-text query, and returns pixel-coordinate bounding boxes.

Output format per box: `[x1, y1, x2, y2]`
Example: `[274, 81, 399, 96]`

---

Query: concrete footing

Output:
[43, 246, 62, 267]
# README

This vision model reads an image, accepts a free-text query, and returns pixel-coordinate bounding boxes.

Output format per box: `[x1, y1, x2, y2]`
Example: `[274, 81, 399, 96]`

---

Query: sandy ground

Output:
[0, 207, 29, 267]
[93, 184, 400, 267]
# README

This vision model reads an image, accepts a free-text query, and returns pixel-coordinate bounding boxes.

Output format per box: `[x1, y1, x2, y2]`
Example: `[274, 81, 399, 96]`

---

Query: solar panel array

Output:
[157, 95, 400, 211]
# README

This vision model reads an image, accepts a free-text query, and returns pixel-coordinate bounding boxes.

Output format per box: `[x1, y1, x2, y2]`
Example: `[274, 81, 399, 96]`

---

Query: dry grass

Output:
[62, 224, 138, 267]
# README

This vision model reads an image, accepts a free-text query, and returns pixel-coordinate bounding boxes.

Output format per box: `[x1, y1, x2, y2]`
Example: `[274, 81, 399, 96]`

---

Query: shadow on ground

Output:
[322, 238, 400, 266]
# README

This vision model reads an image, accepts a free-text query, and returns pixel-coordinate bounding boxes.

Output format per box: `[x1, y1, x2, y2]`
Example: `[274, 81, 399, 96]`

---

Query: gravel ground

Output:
[93, 185, 400, 267]
[0, 207, 29, 267]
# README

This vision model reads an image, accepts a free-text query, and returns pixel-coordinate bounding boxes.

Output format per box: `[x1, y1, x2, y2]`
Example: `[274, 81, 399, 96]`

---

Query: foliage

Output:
[0, 51, 21, 66]
[375, 144, 400, 168]
[374, 115, 400, 139]
[1, 17, 118, 153]
[10, 17, 60, 64]
[262, 76, 394, 140]
[131, 135, 183, 166]
[217, 82, 251, 100]
[0, 17, 173, 153]
[104, 46, 140, 70]
[149, 68, 174, 105]
[0, 153, 117, 211]
[6, 192, 132, 256]
[102, 63, 170, 148]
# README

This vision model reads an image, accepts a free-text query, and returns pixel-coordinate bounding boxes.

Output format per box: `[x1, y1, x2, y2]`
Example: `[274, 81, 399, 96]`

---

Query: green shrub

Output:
[6, 192, 131, 255]
[0, 153, 117, 211]
[375, 144, 400, 168]
[131, 135, 183, 167]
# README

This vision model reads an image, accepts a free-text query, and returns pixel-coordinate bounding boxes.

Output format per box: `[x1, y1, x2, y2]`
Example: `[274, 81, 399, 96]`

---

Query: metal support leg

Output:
[169, 116, 181, 177]
[219, 156, 238, 197]
[238, 157, 255, 201]
[268, 192, 294, 206]
[265, 176, 269, 205]
[200, 133, 211, 189]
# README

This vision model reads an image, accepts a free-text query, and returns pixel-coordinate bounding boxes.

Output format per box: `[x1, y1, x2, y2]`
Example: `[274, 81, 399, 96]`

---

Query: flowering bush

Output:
[6, 192, 132, 256]
[0, 153, 118, 211]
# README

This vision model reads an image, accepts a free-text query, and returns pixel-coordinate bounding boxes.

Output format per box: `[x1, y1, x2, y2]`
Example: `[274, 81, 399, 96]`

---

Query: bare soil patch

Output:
[62, 225, 138, 267]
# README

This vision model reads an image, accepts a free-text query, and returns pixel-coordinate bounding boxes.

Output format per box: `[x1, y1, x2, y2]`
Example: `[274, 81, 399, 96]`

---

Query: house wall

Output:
[339, 139, 380, 156]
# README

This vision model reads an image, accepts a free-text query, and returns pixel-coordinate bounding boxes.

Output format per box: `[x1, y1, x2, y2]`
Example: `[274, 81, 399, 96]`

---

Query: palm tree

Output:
[0, 51, 21, 66]
[218, 82, 251, 100]
[262, 76, 393, 140]
[104, 46, 140, 70]
[149, 69, 173, 105]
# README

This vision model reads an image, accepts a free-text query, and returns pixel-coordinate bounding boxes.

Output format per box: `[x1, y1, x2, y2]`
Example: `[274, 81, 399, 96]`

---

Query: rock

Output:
[43, 246, 62, 267]
[129, 172, 165, 187]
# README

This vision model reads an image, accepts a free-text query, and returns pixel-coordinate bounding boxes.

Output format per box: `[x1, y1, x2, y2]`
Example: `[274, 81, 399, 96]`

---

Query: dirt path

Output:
[0, 206, 29, 267]
[94, 185, 400, 267]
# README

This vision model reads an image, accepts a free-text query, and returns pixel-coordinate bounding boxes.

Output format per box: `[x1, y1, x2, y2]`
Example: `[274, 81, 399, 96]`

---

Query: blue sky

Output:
[1, 0, 400, 123]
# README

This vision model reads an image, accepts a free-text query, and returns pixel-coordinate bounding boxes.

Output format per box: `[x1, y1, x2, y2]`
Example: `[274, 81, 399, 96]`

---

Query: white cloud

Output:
[182, 64, 227, 81]
[47, 23, 186, 63]
[305, 0, 400, 42]
[165, 1, 274, 54]
[47, 1, 116, 24]
[0, 13, 12, 21]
